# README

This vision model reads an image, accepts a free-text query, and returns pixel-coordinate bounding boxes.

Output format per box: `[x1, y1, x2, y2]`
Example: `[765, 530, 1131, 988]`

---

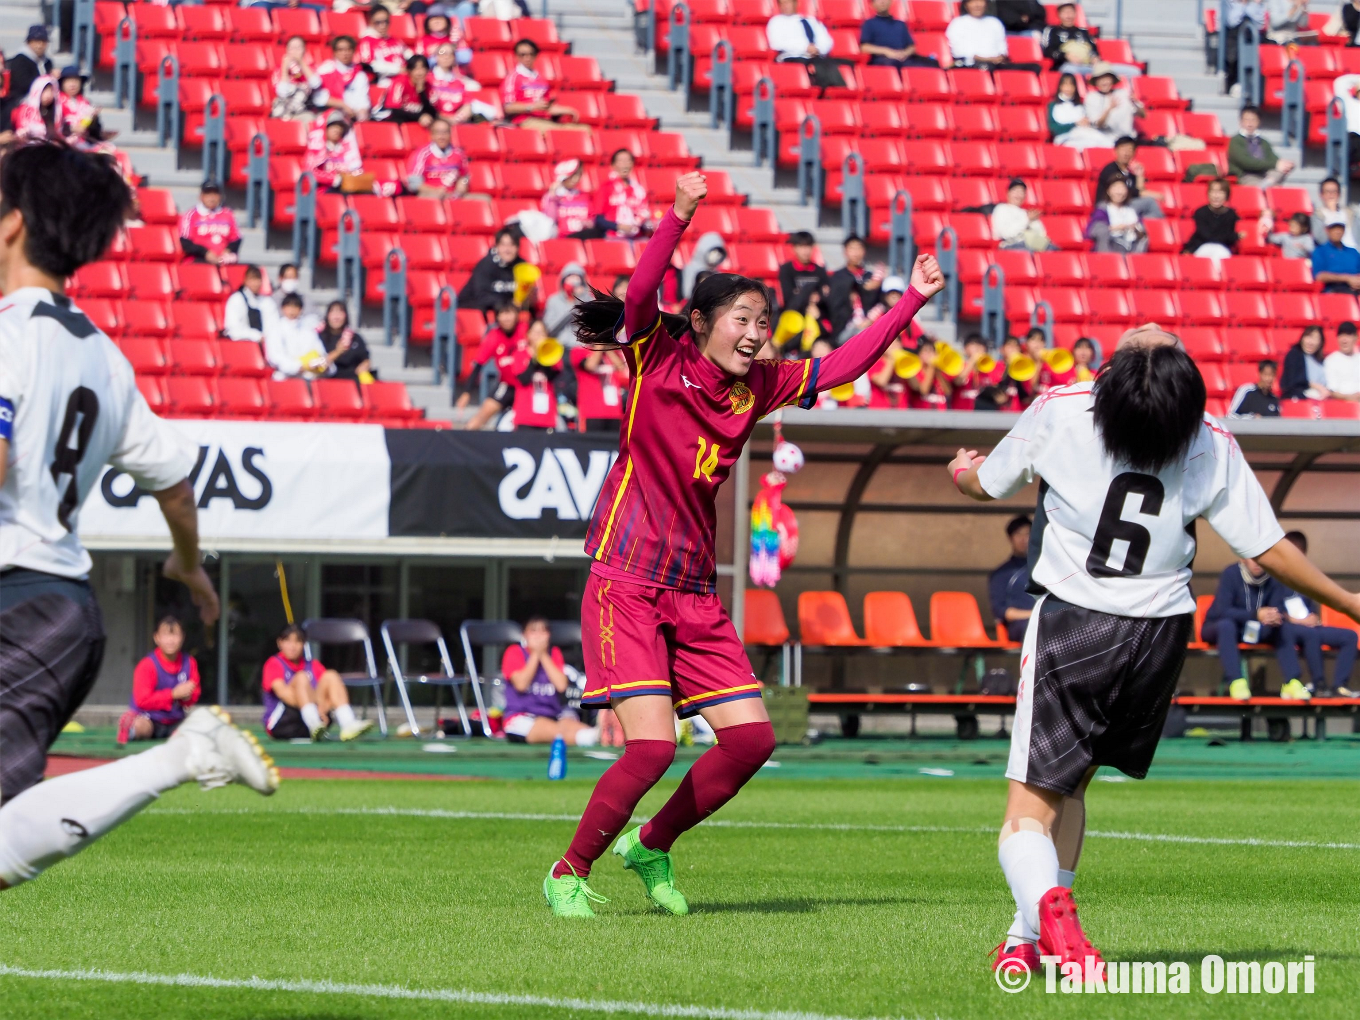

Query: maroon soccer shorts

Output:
[580, 572, 763, 718]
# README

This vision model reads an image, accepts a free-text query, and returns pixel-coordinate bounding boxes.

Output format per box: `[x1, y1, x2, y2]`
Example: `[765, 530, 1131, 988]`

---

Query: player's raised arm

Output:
[622, 172, 706, 338]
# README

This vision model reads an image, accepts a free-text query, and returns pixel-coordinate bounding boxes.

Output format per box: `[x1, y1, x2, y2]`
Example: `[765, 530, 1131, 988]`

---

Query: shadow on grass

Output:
[691, 894, 925, 915]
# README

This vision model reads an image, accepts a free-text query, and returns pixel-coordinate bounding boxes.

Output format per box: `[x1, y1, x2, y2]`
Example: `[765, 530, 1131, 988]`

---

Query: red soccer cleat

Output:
[116, 710, 139, 746]
[1037, 887, 1103, 968]
[991, 940, 1040, 974]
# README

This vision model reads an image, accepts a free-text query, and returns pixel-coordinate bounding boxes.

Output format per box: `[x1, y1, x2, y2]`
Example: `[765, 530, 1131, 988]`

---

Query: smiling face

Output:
[1007, 184, 1026, 207]
[1339, 332, 1357, 356]
[326, 303, 347, 330]
[611, 150, 635, 179]
[495, 234, 518, 264]
[1207, 183, 1228, 209]
[1105, 179, 1129, 206]
[693, 289, 771, 378]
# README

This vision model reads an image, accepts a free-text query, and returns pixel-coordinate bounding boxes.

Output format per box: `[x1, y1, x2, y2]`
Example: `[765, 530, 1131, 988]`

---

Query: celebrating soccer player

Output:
[948, 326, 1360, 971]
[541, 172, 944, 917]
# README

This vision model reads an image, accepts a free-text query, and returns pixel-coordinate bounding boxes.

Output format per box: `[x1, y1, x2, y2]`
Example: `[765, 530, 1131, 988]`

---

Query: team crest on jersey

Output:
[728, 382, 754, 415]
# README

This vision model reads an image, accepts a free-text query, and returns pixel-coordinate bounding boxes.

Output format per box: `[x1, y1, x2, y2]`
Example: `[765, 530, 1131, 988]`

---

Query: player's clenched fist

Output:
[910, 253, 945, 299]
[674, 172, 707, 221]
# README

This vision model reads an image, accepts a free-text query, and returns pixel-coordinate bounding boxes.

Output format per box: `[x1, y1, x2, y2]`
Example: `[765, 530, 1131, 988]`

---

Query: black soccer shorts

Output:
[0, 569, 106, 804]
[1006, 594, 1193, 796]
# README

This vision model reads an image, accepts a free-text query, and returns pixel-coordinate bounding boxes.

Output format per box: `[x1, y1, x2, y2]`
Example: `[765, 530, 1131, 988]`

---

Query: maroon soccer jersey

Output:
[584, 208, 927, 592]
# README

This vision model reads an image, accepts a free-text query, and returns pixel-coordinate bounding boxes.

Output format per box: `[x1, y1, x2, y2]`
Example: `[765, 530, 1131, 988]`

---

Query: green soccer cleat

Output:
[1228, 677, 1251, 701]
[543, 864, 608, 918]
[1280, 678, 1312, 701]
[612, 827, 689, 915]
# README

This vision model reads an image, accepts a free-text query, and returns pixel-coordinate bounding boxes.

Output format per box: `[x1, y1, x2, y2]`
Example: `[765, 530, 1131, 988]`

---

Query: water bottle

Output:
[547, 736, 567, 781]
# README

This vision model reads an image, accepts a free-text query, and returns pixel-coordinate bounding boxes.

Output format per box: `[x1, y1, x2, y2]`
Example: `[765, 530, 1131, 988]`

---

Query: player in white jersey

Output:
[0, 143, 279, 892]
[949, 330, 1360, 974]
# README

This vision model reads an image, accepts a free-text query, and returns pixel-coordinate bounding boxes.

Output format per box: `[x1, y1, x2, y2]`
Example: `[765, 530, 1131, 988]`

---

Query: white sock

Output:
[1057, 868, 1076, 889]
[573, 726, 600, 747]
[1005, 909, 1038, 949]
[0, 744, 191, 887]
[998, 830, 1060, 935]
[332, 703, 357, 729]
[300, 703, 324, 732]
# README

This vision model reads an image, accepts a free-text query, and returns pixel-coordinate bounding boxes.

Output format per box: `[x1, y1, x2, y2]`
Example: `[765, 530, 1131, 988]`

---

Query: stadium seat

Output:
[929, 592, 1002, 649]
[363, 381, 423, 421]
[120, 338, 169, 376]
[136, 376, 169, 415]
[217, 340, 270, 378]
[165, 376, 218, 417]
[744, 589, 791, 647]
[123, 301, 174, 339]
[314, 378, 367, 420]
[71, 261, 127, 299]
[125, 263, 177, 301]
[217, 377, 268, 419]
[81, 298, 123, 338]
[168, 338, 221, 376]
[266, 378, 317, 419]
[797, 591, 867, 647]
[862, 592, 931, 648]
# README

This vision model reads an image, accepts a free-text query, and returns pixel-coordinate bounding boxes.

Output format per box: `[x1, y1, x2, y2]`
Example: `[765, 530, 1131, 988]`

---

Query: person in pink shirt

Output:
[589, 149, 654, 240]
[404, 116, 469, 198]
[415, 5, 469, 62]
[376, 53, 437, 125]
[540, 159, 593, 238]
[11, 75, 57, 140]
[178, 181, 241, 265]
[499, 38, 583, 130]
[316, 35, 372, 122]
[304, 111, 364, 191]
[357, 4, 410, 82]
[428, 42, 479, 122]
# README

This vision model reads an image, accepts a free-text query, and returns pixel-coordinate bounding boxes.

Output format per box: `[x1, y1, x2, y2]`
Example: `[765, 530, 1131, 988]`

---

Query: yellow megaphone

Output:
[1076, 364, 1095, 382]
[894, 349, 922, 379]
[1007, 354, 1038, 383]
[512, 262, 542, 305]
[829, 382, 856, 402]
[977, 354, 997, 374]
[801, 315, 821, 351]
[773, 310, 805, 347]
[934, 341, 965, 378]
[536, 337, 564, 367]
[1042, 347, 1074, 374]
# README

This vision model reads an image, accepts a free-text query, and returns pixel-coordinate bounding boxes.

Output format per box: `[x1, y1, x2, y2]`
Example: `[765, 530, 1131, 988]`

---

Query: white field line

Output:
[0, 964, 927, 1020]
[144, 806, 1360, 850]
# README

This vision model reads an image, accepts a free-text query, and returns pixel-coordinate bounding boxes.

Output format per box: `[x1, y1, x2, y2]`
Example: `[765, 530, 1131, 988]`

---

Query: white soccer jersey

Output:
[0, 287, 196, 579]
[977, 382, 1285, 618]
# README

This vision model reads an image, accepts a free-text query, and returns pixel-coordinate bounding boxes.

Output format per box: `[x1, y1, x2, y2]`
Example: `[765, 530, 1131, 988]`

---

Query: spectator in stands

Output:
[358, 5, 411, 81]
[501, 617, 599, 746]
[265, 293, 328, 380]
[1204, 554, 1301, 700]
[953, 333, 1003, 409]
[262, 624, 373, 742]
[1313, 177, 1356, 248]
[1048, 73, 1107, 150]
[543, 262, 589, 344]
[468, 0, 530, 17]
[778, 230, 830, 309]
[276, 262, 313, 315]
[317, 35, 372, 123]
[610, 275, 629, 302]
[242, 0, 326, 11]
[991, 178, 1055, 251]
[305, 111, 366, 191]
[318, 301, 375, 382]
[946, 0, 1008, 67]
[56, 65, 112, 146]
[117, 616, 200, 745]
[1273, 531, 1358, 697]
[906, 338, 954, 409]
[1312, 221, 1360, 294]
[1080, 64, 1142, 146]
[501, 38, 584, 130]
[867, 334, 910, 409]
[429, 42, 481, 121]
[988, 515, 1034, 643]
[3, 26, 51, 129]
[11, 75, 57, 141]
[1280, 325, 1331, 400]
[1087, 177, 1147, 254]
[997, 0, 1047, 34]
[416, 6, 469, 61]
[459, 228, 525, 312]
[1224, 1, 1267, 97]
[1072, 336, 1099, 381]
[1325, 321, 1360, 400]
[460, 299, 527, 428]
[1183, 178, 1239, 260]
[272, 35, 324, 120]
[1339, 0, 1360, 46]
[509, 321, 565, 430]
[376, 54, 438, 125]
[1268, 212, 1317, 260]
[404, 116, 469, 197]
[223, 265, 278, 343]
[1266, 0, 1311, 41]
[860, 0, 938, 69]
[178, 181, 240, 265]
[1228, 106, 1294, 186]
[766, 0, 848, 88]
[590, 149, 654, 240]
[1043, 3, 1097, 73]
[780, 284, 830, 354]
[681, 233, 730, 301]
[1228, 359, 1281, 417]
[827, 235, 884, 340]
[570, 344, 627, 430]
[541, 160, 594, 238]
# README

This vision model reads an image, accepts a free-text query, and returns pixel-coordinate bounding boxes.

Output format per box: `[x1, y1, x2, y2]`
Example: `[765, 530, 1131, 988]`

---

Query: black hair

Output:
[406, 54, 430, 71]
[1284, 530, 1308, 553]
[611, 274, 629, 293]
[278, 623, 304, 641]
[788, 230, 815, 247]
[243, 264, 262, 279]
[279, 262, 298, 276]
[155, 614, 183, 632]
[1006, 514, 1032, 538]
[0, 143, 132, 279]
[280, 293, 304, 310]
[574, 272, 771, 348]
[494, 227, 517, 245]
[1055, 71, 1079, 96]
[1240, 104, 1262, 119]
[1289, 212, 1311, 230]
[200, 180, 222, 194]
[332, 34, 357, 49]
[843, 234, 866, 248]
[1340, 321, 1359, 337]
[1113, 135, 1137, 148]
[609, 148, 634, 165]
[325, 299, 348, 322]
[972, 385, 1009, 411]
[1073, 337, 1096, 353]
[1258, 358, 1277, 372]
[1322, 176, 1342, 192]
[525, 615, 550, 631]
[1057, 1, 1077, 8]
[514, 37, 540, 54]
[1007, 177, 1027, 192]
[494, 298, 520, 317]
[367, 3, 389, 20]
[1092, 343, 1206, 475]
[1025, 327, 1045, 342]
[1207, 177, 1231, 198]
[963, 332, 985, 346]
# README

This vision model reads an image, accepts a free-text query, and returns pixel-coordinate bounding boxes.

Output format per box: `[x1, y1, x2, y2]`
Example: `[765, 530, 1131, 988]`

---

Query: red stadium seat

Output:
[1319, 293, 1360, 325]
[178, 263, 227, 302]
[136, 377, 169, 415]
[1176, 254, 1225, 290]
[585, 240, 638, 276]
[135, 188, 179, 225]
[71, 261, 127, 299]
[499, 126, 552, 162]
[217, 377, 267, 419]
[364, 381, 423, 421]
[125, 263, 178, 301]
[314, 378, 367, 420]
[222, 43, 275, 79]
[902, 66, 952, 104]
[226, 6, 276, 44]
[266, 379, 316, 420]
[120, 338, 169, 376]
[123, 300, 174, 339]
[1223, 328, 1272, 362]
[1084, 252, 1133, 287]
[1223, 256, 1270, 291]
[81, 299, 123, 338]
[1270, 293, 1320, 328]
[168, 338, 221, 376]
[1181, 328, 1226, 362]
[166, 376, 218, 417]
[354, 121, 406, 159]
[273, 7, 324, 42]
[1179, 290, 1228, 325]
[173, 302, 223, 341]
[128, 226, 182, 262]
[217, 340, 271, 378]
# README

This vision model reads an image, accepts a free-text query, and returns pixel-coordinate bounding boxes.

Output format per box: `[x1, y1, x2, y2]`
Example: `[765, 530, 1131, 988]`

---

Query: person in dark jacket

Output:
[826, 234, 883, 340]
[987, 515, 1034, 642]
[1042, 2, 1096, 71]
[778, 230, 830, 309]
[458, 228, 525, 313]
[1227, 359, 1280, 417]
[317, 301, 373, 381]
[4, 26, 52, 128]
[1272, 532, 1359, 696]
[859, 0, 939, 68]
[996, 0, 1047, 34]
[1280, 325, 1330, 400]
[1203, 558, 1304, 698]
[1182, 178, 1239, 258]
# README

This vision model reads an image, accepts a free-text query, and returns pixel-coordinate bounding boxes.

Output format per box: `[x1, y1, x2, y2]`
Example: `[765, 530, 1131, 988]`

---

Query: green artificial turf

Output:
[2, 776, 1359, 1019]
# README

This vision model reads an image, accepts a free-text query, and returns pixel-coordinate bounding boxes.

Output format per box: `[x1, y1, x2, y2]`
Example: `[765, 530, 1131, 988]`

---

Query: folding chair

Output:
[459, 620, 526, 723]
[381, 618, 490, 738]
[302, 618, 388, 735]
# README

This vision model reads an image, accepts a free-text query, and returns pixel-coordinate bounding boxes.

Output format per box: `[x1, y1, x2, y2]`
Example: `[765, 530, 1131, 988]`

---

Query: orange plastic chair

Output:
[996, 621, 1021, 650]
[1322, 605, 1360, 638]
[797, 591, 867, 646]
[862, 591, 931, 647]
[1188, 593, 1215, 650]
[745, 589, 790, 647]
[928, 592, 1002, 648]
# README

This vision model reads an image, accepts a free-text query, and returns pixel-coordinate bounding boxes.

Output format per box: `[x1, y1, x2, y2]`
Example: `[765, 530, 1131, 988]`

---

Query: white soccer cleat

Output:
[170, 706, 281, 795]
[340, 719, 376, 742]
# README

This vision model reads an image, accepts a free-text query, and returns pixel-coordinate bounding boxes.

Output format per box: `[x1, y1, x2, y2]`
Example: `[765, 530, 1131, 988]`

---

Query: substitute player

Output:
[948, 328, 1360, 970]
[542, 172, 944, 917]
[0, 143, 279, 892]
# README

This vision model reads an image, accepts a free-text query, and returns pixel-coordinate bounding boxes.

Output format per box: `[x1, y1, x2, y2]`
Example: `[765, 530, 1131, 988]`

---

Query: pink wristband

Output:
[952, 466, 969, 485]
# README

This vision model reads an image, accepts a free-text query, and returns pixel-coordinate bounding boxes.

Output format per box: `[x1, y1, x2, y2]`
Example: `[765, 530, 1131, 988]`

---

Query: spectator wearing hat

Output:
[305, 111, 365, 191]
[358, 5, 412, 82]
[1081, 62, 1142, 145]
[989, 515, 1034, 643]
[223, 265, 278, 343]
[590, 149, 654, 239]
[404, 116, 469, 198]
[1312, 223, 1360, 294]
[1325, 322, 1360, 400]
[4, 26, 51, 128]
[376, 53, 438, 125]
[501, 38, 585, 130]
[778, 231, 830, 309]
[1228, 105, 1294, 186]
[1095, 137, 1165, 220]
[56, 65, 108, 142]
[1228, 359, 1281, 417]
[859, 0, 938, 69]
[541, 159, 594, 238]
[178, 181, 241, 265]
[428, 42, 481, 121]
[316, 35, 372, 122]
[272, 35, 324, 120]
[991, 178, 1056, 251]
